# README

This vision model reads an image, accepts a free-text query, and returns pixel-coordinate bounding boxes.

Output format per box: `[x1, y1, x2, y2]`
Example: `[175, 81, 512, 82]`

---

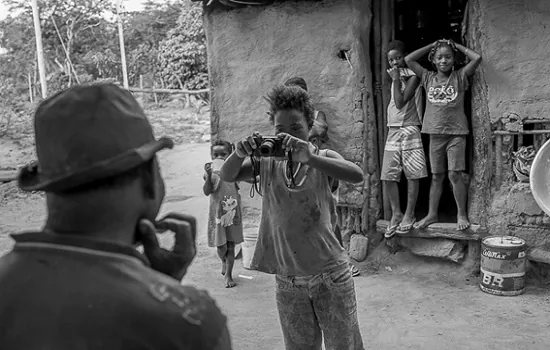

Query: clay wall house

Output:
[193, 0, 550, 269]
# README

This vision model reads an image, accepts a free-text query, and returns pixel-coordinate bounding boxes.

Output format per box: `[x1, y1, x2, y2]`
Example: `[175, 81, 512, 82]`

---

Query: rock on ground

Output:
[349, 234, 369, 261]
[399, 237, 466, 263]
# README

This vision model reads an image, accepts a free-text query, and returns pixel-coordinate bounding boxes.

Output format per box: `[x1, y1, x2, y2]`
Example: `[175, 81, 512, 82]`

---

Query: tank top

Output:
[249, 150, 347, 276]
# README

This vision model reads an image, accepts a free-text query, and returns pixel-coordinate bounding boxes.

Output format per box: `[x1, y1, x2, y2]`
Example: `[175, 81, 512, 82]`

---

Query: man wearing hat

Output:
[0, 84, 232, 349]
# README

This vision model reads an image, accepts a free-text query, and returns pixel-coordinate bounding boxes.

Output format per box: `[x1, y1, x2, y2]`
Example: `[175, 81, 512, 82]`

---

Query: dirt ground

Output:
[1, 107, 550, 350]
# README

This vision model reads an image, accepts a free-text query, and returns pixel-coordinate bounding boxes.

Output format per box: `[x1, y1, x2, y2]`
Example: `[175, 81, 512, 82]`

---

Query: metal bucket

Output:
[480, 236, 526, 296]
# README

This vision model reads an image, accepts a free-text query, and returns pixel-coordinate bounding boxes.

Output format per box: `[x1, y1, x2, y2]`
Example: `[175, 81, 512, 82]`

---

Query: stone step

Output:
[376, 220, 489, 241]
[528, 247, 550, 265]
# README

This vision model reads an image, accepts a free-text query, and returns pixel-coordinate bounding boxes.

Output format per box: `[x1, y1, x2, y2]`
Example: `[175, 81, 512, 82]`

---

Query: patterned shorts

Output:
[381, 126, 428, 181]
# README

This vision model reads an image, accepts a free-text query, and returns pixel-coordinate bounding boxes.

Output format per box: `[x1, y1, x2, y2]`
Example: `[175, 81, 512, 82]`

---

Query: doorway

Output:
[375, 0, 471, 224]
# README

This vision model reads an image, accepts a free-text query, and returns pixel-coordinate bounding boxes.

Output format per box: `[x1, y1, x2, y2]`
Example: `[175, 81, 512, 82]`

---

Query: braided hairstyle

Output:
[428, 39, 459, 66]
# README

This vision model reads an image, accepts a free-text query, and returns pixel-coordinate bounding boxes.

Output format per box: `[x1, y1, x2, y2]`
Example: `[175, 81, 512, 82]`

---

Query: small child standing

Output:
[203, 139, 244, 288]
[382, 40, 427, 238]
[405, 39, 482, 231]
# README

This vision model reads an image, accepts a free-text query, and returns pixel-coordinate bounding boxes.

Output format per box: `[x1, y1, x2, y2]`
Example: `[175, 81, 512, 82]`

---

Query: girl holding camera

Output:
[220, 85, 365, 350]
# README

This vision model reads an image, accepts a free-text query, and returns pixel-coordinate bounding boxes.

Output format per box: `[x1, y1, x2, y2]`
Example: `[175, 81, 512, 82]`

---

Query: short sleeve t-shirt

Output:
[387, 68, 422, 127]
[421, 67, 470, 135]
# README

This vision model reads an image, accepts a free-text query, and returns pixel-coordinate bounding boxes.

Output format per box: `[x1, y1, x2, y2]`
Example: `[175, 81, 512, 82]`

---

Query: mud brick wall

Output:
[466, 0, 550, 242]
[203, 0, 380, 235]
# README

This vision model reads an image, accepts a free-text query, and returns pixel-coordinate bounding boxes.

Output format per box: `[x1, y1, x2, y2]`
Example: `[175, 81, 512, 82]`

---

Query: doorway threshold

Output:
[376, 220, 488, 241]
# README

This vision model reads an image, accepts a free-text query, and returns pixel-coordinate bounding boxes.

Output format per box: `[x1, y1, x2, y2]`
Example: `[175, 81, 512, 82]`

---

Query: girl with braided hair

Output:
[405, 39, 481, 231]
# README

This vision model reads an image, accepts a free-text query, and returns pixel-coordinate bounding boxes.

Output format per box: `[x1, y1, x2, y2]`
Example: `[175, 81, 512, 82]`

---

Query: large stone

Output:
[489, 182, 550, 250]
[341, 228, 354, 251]
[399, 237, 466, 263]
[349, 234, 368, 262]
[507, 183, 544, 216]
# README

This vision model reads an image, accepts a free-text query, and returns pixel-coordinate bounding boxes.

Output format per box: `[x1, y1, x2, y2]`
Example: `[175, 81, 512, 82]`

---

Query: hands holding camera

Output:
[235, 132, 313, 163]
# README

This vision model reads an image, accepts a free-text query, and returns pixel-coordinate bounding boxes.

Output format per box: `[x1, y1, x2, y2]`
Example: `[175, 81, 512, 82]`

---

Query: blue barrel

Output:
[480, 236, 526, 296]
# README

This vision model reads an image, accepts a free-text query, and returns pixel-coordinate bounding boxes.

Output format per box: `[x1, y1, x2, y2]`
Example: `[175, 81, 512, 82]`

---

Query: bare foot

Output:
[457, 215, 470, 231]
[221, 260, 226, 276]
[415, 214, 438, 229]
[401, 215, 415, 227]
[389, 213, 403, 228]
[225, 276, 236, 288]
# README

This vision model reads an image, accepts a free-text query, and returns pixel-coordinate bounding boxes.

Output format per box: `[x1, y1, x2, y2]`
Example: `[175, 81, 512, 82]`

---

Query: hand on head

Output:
[138, 212, 197, 281]
[432, 39, 457, 50]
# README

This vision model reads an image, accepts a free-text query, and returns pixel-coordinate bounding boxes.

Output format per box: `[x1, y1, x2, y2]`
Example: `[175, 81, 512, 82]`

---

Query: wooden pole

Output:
[30, 0, 47, 98]
[27, 72, 33, 103]
[373, 0, 391, 220]
[116, 0, 129, 89]
[127, 87, 209, 94]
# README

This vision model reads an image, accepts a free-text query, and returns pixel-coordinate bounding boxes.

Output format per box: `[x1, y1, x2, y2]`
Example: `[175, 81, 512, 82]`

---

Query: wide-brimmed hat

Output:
[18, 83, 174, 192]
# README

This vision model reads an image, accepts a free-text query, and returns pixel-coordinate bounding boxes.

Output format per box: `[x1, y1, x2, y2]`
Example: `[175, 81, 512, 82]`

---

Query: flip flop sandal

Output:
[384, 224, 399, 239]
[396, 219, 416, 235]
[350, 265, 360, 277]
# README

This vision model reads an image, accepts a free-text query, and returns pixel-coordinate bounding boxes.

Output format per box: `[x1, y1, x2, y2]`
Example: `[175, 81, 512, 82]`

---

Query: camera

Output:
[252, 135, 286, 157]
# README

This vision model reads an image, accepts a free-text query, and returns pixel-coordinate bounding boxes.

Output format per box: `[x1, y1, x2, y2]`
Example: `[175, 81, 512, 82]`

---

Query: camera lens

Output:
[259, 140, 276, 156]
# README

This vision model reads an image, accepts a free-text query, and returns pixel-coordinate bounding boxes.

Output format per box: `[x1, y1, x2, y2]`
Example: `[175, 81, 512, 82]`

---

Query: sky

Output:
[0, 0, 145, 20]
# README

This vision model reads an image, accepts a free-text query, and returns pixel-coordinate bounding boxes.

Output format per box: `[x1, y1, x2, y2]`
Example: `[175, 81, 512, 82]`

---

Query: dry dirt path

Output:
[1, 142, 550, 350]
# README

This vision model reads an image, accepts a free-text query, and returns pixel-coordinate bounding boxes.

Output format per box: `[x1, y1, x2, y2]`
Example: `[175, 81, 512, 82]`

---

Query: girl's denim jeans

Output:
[275, 263, 364, 350]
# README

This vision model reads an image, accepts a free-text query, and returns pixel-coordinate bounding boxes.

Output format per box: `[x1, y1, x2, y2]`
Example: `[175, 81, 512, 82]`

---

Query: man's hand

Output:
[279, 133, 312, 164]
[138, 213, 197, 280]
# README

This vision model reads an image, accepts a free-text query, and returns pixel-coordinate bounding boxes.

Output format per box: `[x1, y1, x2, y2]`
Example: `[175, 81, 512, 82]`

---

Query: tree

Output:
[0, 0, 209, 108]
[1, 0, 119, 94]
[157, 2, 208, 90]
[124, 0, 184, 86]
